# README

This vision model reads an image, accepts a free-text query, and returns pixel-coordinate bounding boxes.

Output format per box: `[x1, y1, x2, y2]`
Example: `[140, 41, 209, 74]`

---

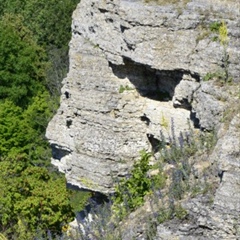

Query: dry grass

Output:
[220, 83, 240, 130]
[144, 0, 190, 5]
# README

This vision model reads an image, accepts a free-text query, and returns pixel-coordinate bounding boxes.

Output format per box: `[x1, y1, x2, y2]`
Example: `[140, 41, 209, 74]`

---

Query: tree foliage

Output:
[0, 0, 80, 97]
[0, 14, 47, 107]
[0, 157, 74, 238]
[0, 0, 80, 237]
[0, 0, 79, 47]
[0, 91, 57, 164]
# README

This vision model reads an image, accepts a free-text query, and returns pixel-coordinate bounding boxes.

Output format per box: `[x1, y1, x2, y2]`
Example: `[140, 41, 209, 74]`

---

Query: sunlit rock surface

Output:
[46, 1, 240, 238]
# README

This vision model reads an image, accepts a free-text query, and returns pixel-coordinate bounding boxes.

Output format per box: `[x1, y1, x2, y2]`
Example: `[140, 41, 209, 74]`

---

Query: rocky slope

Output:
[118, 113, 240, 240]
[46, 0, 240, 238]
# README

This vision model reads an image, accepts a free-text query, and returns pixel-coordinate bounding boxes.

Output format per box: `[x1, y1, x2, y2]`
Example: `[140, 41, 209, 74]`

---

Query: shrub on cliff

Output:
[113, 151, 166, 218]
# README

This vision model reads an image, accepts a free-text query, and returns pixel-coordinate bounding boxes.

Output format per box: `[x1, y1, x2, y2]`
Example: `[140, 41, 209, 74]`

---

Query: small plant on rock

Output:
[112, 151, 152, 218]
[119, 85, 134, 93]
[203, 21, 231, 83]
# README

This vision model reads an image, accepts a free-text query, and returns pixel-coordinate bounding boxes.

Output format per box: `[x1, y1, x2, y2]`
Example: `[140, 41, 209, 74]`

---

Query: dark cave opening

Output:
[109, 57, 199, 102]
[51, 144, 71, 161]
[109, 57, 201, 129]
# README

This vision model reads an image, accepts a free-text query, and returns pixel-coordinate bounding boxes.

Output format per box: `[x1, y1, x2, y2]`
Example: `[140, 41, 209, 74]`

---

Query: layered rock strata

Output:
[46, 0, 240, 195]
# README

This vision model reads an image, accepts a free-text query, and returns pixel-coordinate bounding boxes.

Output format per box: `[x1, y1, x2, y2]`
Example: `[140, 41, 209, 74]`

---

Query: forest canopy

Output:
[0, 14, 47, 107]
[0, 0, 80, 238]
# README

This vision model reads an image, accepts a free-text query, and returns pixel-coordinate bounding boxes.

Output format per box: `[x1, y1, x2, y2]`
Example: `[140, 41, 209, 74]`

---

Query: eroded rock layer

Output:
[46, 0, 239, 195]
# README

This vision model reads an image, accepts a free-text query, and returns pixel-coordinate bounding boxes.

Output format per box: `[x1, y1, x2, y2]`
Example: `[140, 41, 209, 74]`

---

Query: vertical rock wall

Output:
[46, 0, 240, 193]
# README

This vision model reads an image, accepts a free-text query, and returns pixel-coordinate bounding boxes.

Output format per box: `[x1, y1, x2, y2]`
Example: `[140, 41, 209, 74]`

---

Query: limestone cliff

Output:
[46, 0, 240, 238]
[46, 0, 239, 192]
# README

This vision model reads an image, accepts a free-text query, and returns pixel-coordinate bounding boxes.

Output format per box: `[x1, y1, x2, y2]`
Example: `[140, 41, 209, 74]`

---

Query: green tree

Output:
[0, 101, 26, 159]
[0, 0, 79, 47]
[0, 92, 56, 164]
[0, 14, 47, 107]
[0, 1, 81, 237]
[0, 156, 74, 238]
[0, 0, 79, 96]
[22, 91, 59, 164]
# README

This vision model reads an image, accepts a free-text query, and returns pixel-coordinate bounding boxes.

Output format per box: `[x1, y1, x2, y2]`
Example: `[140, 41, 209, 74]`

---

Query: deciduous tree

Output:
[0, 14, 47, 107]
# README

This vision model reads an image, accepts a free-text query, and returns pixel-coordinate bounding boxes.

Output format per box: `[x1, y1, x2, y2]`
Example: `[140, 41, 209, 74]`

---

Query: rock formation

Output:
[119, 114, 240, 240]
[46, 0, 240, 238]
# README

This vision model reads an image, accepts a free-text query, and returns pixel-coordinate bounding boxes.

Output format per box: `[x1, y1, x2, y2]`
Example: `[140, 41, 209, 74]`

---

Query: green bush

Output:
[0, 157, 74, 238]
[113, 151, 152, 217]
[0, 91, 57, 165]
[69, 190, 91, 214]
[113, 151, 166, 218]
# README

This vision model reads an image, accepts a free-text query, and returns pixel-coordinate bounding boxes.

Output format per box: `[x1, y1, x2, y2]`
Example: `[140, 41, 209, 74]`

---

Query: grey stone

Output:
[191, 81, 226, 130]
[46, 0, 239, 193]
[45, 0, 240, 238]
[173, 76, 200, 110]
[211, 115, 240, 211]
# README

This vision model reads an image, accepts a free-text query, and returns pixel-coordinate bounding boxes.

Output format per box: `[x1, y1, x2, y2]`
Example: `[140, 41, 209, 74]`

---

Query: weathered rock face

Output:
[113, 114, 240, 240]
[46, 0, 240, 195]
[155, 115, 240, 240]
